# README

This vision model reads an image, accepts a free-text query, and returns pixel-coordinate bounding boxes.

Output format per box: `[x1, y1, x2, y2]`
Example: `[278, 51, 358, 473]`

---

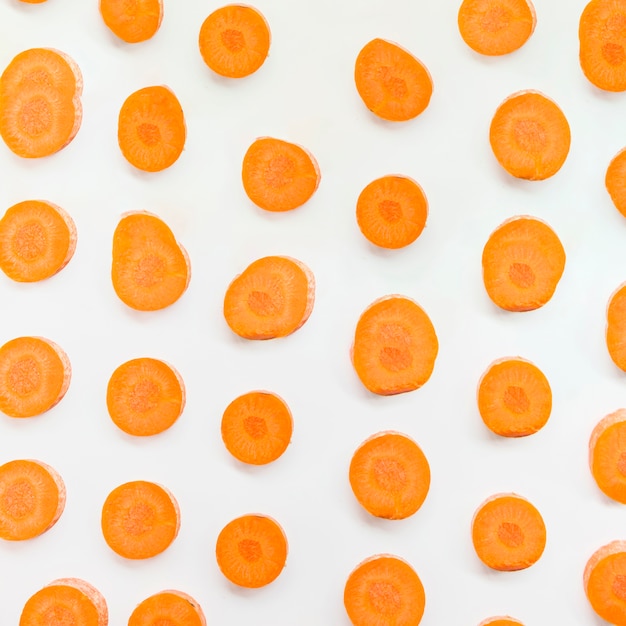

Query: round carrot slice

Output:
[489, 90, 570, 180]
[606, 148, 626, 218]
[589, 409, 626, 503]
[215, 514, 287, 588]
[199, 4, 271, 78]
[478, 618, 524, 626]
[19, 0, 49, 3]
[129, 590, 206, 626]
[349, 431, 430, 520]
[356, 175, 428, 249]
[101, 480, 180, 559]
[100, 0, 163, 43]
[471, 492, 546, 571]
[607, 282, 626, 371]
[354, 38, 433, 122]
[344, 554, 425, 626]
[585, 541, 626, 625]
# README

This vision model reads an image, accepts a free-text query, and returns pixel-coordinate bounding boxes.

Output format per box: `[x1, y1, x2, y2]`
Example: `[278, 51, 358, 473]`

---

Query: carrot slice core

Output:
[128, 590, 206, 626]
[100, 0, 163, 43]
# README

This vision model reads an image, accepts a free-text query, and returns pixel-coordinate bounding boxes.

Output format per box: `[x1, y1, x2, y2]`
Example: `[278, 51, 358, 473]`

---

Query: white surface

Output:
[0, 0, 626, 624]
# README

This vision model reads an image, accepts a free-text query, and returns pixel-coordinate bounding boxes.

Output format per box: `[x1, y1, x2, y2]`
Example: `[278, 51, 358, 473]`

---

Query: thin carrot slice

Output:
[477, 356, 552, 437]
[354, 38, 433, 122]
[221, 390, 293, 465]
[0, 48, 82, 158]
[489, 90, 570, 180]
[199, 5, 271, 78]
[589, 409, 626, 503]
[585, 541, 626, 625]
[101, 480, 180, 559]
[215, 514, 287, 588]
[351, 295, 438, 396]
[349, 431, 430, 520]
[118, 85, 186, 172]
[482, 216, 566, 312]
[478, 618, 524, 626]
[241, 137, 320, 212]
[344, 554, 425, 626]
[471, 492, 546, 571]
[128, 590, 206, 626]
[0, 336, 71, 418]
[111, 212, 190, 312]
[100, 0, 163, 43]
[19, 0, 48, 3]
[607, 282, 626, 370]
[223, 255, 315, 339]
[356, 175, 428, 249]
[606, 148, 626, 218]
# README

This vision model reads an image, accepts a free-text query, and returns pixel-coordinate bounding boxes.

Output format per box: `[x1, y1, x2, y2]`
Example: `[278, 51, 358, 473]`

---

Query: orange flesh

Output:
[355, 38, 433, 122]
[606, 282, 626, 370]
[606, 147, 626, 217]
[589, 409, 626, 503]
[478, 618, 524, 626]
[100, 0, 163, 43]
[19, 1, 49, 3]
[199, 5, 271, 78]
[128, 590, 206, 626]
[585, 541, 626, 625]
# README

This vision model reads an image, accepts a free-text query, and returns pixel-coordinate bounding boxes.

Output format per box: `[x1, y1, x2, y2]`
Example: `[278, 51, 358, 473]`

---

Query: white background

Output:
[0, 0, 626, 624]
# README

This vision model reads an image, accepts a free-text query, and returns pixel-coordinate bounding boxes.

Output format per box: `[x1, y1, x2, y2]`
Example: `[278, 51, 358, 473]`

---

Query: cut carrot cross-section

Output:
[606, 147, 626, 218]
[478, 618, 524, 626]
[129, 590, 206, 626]
[100, 0, 163, 43]
[606, 282, 626, 370]
[19, 1, 49, 3]
[585, 541, 626, 625]
[589, 409, 626, 503]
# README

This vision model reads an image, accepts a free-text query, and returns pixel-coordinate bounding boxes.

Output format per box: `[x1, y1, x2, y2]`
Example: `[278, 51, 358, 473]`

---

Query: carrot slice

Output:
[606, 147, 626, 218]
[19, 0, 48, 3]
[111, 212, 190, 312]
[471, 492, 546, 571]
[223, 255, 315, 339]
[482, 216, 566, 312]
[354, 38, 433, 122]
[128, 590, 206, 626]
[344, 554, 425, 626]
[349, 431, 430, 520]
[356, 175, 428, 249]
[199, 4, 271, 78]
[351, 295, 438, 396]
[215, 514, 287, 588]
[477, 357, 552, 437]
[101, 480, 180, 559]
[118, 85, 186, 172]
[241, 137, 320, 212]
[606, 282, 626, 370]
[221, 390, 293, 465]
[489, 90, 570, 180]
[589, 409, 626, 503]
[100, 0, 163, 43]
[0, 48, 82, 158]
[478, 618, 524, 626]
[585, 541, 626, 625]
[458, 0, 536, 56]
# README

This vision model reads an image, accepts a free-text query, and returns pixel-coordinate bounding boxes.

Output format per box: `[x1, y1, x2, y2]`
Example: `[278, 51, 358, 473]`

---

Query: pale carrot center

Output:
[264, 156, 295, 189]
[128, 379, 160, 414]
[617, 452, 626, 477]
[2, 479, 35, 519]
[497, 521, 524, 547]
[13, 221, 46, 261]
[238, 538, 262, 562]
[19, 96, 52, 137]
[602, 42, 626, 66]
[8, 357, 41, 396]
[508, 262, 535, 288]
[43, 606, 76, 625]
[367, 580, 401, 615]
[481, 6, 511, 33]
[123, 502, 155, 536]
[377, 66, 408, 99]
[134, 254, 166, 287]
[613, 574, 626, 601]
[137, 123, 162, 147]
[243, 415, 268, 439]
[221, 29, 246, 53]
[378, 199, 402, 223]
[373, 457, 407, 492]
[513, 119, 547, 153]
[247, 290, 283, 316]
[503, 385, 530, 414]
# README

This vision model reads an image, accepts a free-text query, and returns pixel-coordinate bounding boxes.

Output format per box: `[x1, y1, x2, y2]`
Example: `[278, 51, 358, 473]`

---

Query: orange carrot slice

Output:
[489, 90, 570, 180]
[354, 38, 433, 122]
[606, 282, 626, 370]
[471, 492, 546, 571]
[351, 295, 438, 396]
[129, 590, 206, 626]
[223, 255, 315, 339]
[344, 554, 425, 626]
[482, 216, 566, 312]
[589, 409, 626, 503]
[19, 1, 48, 3]
[606, 147, 626, 218]
[349, 431, 430, 520]
[478, 618, 524, 626]
[118, 85, 186, 172]
[241, 137, 320, 212]
[221, 390, 293, 465]
[111, 211, 190, 312]
[199, 4, 271, 78]
[458, 0, 536, 56]
[215, 514, 287, 588]
[0, 48, 82, 158]
[100, 0, 163, 43]
[356, 175, 428, 249]
[101, 480, 180, 559]
[585, 541, 626, 625]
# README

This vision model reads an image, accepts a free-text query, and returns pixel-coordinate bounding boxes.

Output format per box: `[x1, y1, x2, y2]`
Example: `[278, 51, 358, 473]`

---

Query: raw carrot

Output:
[351, 295, 438, 396]
[349, 431, 430, 520]
[0, 336, 71, 418]
[471, 492, 546, 571]
[589, 409, 626, 503]
[606, 147, 626, 218]
[606, 282, 626, 370]
[241, 137, 320, 212]
[118, 85, 186, 172]
[199, 4, 271, 78]
[100, 0, 163, 44]
[356, 175, 428, 249]
[344, 554, 425, 626]
[101, 480, 180, 559]
[478, 618, 524, 626]
[489, 90, 570, 180]
[18, 0, 48, 3]
[107, 357, 185, 436]
[482, 215, 566, 312]
[477, 356, 552, 437]
[128, 590, 206, 626]
[585, 541, 626, 625]
[223, 255, 315, 339]
[354, 38, 433, 122]
[111, 211, 191, 312]
[221, 390, 293, 465]
[215, 514, 287, 588]
[0, 48, 82, 158]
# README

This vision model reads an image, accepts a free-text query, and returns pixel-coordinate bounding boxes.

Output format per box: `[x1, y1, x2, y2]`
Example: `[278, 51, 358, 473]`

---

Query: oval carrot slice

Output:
[489, 90, 570, 180]
[606, 148, 626, 218]
[349, 431, 430, 520]
[607, 282, 626, 370]
[101, 480, 180, 559]
[354, 38, 433, 122]
[344, 554, 425, 626]
[19, 1, 49, 3]
[589, 409, 626, 503]
[351, 295, 438, 396]
[199, 4, 271, 78]
[100, 0, 163, 43]
[585, 541, 626, 625]
[118, 85, 186, 172]
[215, 514, 287, 588]
[129, 590, 206, 626]
[356, 175, 428, 249]
[471, 492, 546, 571]
[478, 618, 524, 626]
